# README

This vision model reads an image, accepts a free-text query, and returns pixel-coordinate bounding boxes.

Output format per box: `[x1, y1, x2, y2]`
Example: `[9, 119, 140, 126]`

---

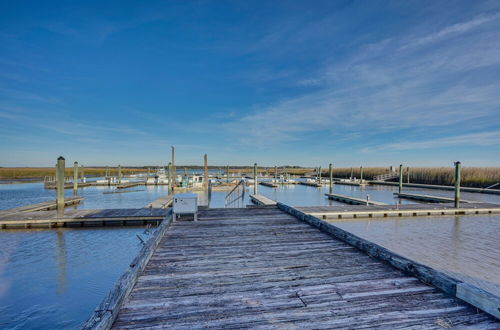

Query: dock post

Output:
[118, 165, 122, 184]
[329, 163, 333, 194]
[360, 166, 363, 184]
[274, 166, 278, 182]
[80, 164, 85, 183]
[318, 166, 322, 184]
[73, 161, 78, 195]
[167, 162, 172, 193]
[226, 165, 229, 183]
[454, 161, 461, 208]
[56, 156, 65, 215]
[407, 166, 410, 183]
[350, 167, 353, 181]
[253, 163, 258, 194]
[398, 164, 403, 194]
[171, 146, 176, 187]
[203, 154, 208, 190]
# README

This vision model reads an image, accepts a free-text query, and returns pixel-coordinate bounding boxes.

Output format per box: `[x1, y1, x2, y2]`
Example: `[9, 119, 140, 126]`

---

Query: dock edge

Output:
[277, 202, 500, 320]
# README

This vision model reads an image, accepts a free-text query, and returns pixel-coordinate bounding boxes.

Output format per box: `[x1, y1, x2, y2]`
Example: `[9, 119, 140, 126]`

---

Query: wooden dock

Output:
[249, 194, 277, 206]
[395, 192, 474, 203]
[333, 180, 366, 187]
[259, 181, 278, 188]
[299, 181, 322, 187]
[144, 195, 173, 208]
[84, 207, 498, 328]
[296, 202, 500, 220]
[116, 182, 145, 189]
[0, 208, 169, 229]
[370, 180, 500, 195]
[325, 193, 387, 206]
[4, 196, 83, 212]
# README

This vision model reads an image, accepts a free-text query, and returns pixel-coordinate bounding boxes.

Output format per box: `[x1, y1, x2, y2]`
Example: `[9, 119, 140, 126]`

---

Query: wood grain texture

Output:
[110, 206, 497, 329]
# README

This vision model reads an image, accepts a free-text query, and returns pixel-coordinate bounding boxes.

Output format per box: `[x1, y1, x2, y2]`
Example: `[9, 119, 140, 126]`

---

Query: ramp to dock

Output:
[143, 194, 173, 208]
[103, 207, 496, 328]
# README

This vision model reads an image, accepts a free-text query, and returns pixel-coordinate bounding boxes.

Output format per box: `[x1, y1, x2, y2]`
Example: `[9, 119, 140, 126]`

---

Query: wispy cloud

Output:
[363, 131, 500, 152]
[222, 9, 500, 148]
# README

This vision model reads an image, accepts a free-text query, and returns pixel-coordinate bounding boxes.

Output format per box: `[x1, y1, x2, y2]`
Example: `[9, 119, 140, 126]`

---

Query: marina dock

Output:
[297, 202, 500, 220]
[249, 194, 277, 206]
[395, 192, 474, 203]
[0, 208, 169, 229]
[299, 181, 322, 187]
[144, 195, 173, 208]
[370, 180, 500, 195]
[5, 196, 83, 212]
[259, 181, 278, 188]
[84, 206, 499, 328]
[325, 193, 387, 205]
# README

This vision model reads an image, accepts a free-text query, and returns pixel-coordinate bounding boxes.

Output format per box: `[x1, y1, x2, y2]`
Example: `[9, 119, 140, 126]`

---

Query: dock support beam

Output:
[56, 156, 65, 215]
[118, 165, 122, 184]
[226, 165, 229, 183]
[274, 166, 278, 182]
[203, 154, 208, 190]
[360, 166, 363, 184]
[318, 166, 322, 184]
[329, 163, 333, 194]
[253, 163, 258, 194]
[455, 161, 461, 208]
[398, 164, 403, 194]
[407, 166, 410, 183]
[73, 161, 78, 195]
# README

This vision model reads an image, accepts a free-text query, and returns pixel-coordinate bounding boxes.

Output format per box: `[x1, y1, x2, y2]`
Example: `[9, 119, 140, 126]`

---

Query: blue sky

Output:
[1, 0, 499, 167]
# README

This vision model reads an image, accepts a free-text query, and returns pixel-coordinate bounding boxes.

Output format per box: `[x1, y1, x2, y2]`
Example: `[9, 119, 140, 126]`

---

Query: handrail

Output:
[225, 179, 246, 207]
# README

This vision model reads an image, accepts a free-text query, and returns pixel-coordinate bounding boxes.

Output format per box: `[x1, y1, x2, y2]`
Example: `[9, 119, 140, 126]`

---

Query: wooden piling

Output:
[318, 166, 322, 183]
[118, 165, 122, 184]
[329, 163, 333, 194]
[203, 154, 208, 189]
[56, 157, 65, 214]
[80, 164, 85, 183]
[360, 166, 363, 183]
[274, 166, 278, 181]
[455, 161, 461, 208]
[253, 163, 257, 194]
[73, 161, 78, 195]
[167, 162, 172, 193]
[398, 164, 403, 194]
[407, 166, 410, 183]
[226, 165, 229, 183]
[171, 146, 175, 187]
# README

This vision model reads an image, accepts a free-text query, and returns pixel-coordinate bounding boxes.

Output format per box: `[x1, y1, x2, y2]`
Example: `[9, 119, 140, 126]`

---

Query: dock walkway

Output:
[4, 196, 83, 212]
[0, 208, 169, 228]
[325, 193, 387, 206]
[94, 207, 497, 328]
[395, 192, 474, 203]
[144, 194, 173, 208]
[250, 194, 277, 206]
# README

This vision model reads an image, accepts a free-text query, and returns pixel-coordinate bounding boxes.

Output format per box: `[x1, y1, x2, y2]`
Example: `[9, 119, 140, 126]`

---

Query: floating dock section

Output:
[84, 206, 499, 328]
[395, 192, 474, 203]
[4, 197, 83, 212]
[144, 195, 173, 208]
[249, 194, 277, 206]
[370, 180, 500, 195]
[325, 193, 387, 206]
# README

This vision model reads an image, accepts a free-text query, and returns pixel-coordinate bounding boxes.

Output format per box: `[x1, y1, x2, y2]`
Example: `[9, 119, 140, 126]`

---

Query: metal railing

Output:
[224, 179, 246, 208]
[374, 173, 399, 181]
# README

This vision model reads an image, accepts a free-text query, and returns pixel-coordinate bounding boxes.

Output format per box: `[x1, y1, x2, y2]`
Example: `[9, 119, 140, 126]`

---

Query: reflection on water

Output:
[331, 215, 500, 297]
[0, 227, 147, 329]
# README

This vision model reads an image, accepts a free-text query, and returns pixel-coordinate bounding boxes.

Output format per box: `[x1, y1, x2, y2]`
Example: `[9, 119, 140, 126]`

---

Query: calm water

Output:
[0, 227, 149, 329]
[0, 180, 499, 329]
[331, 215, 500, 297]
